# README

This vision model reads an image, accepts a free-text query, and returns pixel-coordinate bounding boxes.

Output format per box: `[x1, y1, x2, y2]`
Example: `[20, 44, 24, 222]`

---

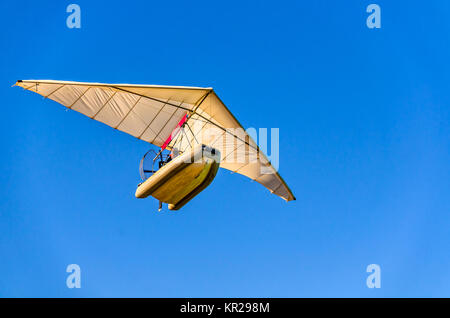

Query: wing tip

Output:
[285, 195, 296, 202]
[12, 80, 22, 87]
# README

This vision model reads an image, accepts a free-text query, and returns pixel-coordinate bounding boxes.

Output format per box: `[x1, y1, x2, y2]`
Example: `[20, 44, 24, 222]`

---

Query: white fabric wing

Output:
[15, 80, 295, 201]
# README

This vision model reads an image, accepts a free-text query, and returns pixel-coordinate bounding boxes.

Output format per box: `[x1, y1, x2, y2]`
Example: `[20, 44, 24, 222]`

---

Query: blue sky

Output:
[0, 0, 449, 297]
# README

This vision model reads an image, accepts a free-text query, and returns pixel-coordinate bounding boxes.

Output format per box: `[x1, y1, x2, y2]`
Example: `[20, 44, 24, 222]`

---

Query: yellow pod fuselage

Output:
[135, 145, 220, 210]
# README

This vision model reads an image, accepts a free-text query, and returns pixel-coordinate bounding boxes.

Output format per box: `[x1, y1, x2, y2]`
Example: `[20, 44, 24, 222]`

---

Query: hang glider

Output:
[14, 80, 295, 203]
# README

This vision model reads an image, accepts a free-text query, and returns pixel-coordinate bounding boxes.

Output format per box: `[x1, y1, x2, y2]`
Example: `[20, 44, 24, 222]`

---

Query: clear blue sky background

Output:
[0, 0, 449, 297]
